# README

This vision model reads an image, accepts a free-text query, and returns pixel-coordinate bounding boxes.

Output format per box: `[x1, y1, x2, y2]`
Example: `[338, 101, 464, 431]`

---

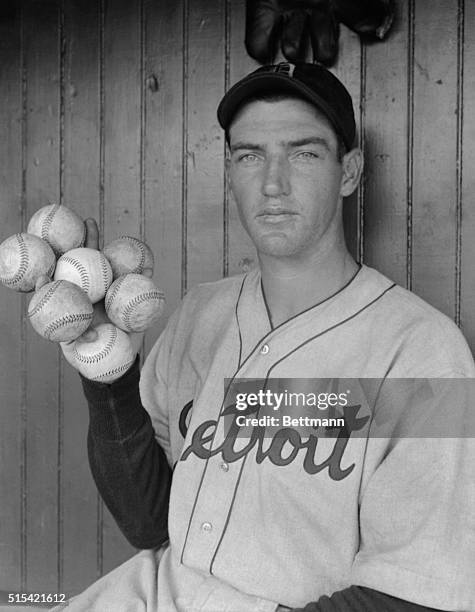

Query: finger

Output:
[129, 331, 144, 354]
[281, 10, 308, 62]
[309, 6, 339, 66]
[142, 268, 153, 279]
[92, 300, 109, 326]
[84, 218, 100, 250]
[35, 274, 51, 291]
[244, 0, 282, 63]
[77, 328, 99, 343]
[93, 300, 106, 316]
[60, 338, 75, 349]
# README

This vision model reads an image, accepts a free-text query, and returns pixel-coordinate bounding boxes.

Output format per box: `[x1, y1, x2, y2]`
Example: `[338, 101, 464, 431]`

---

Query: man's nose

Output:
[261, 155, 290, 197]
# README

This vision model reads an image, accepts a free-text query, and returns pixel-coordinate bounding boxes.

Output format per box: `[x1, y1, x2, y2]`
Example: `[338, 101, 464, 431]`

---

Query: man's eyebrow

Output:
[229, 142, 265, 153]
[229, 137, 331, 153]
[286, 137, 331, 151]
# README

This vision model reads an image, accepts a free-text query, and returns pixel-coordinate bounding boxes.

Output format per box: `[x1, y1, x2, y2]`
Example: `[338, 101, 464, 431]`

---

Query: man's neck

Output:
[259, 245, 359, 328]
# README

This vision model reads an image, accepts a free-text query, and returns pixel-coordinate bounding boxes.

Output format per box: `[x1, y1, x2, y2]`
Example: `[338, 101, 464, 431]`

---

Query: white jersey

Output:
[59, 265, 475, 611]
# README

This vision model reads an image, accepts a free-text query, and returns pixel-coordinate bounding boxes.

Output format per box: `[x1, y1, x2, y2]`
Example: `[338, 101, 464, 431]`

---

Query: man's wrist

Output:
[80, 353, 139, 395]
[80, 355, 147, 441]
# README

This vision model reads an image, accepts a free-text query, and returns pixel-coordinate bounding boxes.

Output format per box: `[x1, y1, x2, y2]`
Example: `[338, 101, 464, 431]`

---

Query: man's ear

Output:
[340, 148, 364, 197]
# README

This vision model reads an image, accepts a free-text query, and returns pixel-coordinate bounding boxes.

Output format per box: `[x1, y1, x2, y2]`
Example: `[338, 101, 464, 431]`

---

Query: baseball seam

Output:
[47, 260, 56, 277]
[44, 312, 93, 340]
[121, 236, 145, 273]
[91, 359, 135, 382]
[105, 276, 127, 311]
[73, 326, 117, 364]
[42, 204, 59, 246]
[100, 255, 111, 293]
[28, 280, 63, 317]
[60, 257, 90, 294]
[122, 290, 165, 331]
[0, 234, 29, 287]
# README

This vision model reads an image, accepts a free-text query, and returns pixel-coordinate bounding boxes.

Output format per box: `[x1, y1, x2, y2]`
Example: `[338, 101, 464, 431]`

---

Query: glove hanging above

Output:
[245, 0, 394, 66]
[333, 0, 394, 40]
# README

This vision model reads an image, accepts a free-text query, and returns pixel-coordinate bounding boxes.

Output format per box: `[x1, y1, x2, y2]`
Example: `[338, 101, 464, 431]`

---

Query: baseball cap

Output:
[217, 62, 356, 151]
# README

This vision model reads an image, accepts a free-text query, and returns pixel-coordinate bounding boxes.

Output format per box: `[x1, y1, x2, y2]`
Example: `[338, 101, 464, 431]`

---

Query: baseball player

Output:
[53, 63, 475, 611]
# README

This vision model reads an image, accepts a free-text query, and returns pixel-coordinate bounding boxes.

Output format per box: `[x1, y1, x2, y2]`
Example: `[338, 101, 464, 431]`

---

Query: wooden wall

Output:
[1, 0, 474, 597]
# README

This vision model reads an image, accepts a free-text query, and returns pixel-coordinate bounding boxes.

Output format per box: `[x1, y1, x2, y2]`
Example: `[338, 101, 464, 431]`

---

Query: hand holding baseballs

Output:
[1, 205, 165, 384]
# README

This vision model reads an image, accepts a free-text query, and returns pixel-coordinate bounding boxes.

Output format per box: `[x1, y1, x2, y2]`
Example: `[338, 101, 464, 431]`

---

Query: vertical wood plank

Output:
[0, 8, 23, 591]
[102, 1, 142, 244]
[61, 0, 101, 595]
[411, 1, 458, 317]
[333, 26, 363, 262]
[143, 0, 184, 353]
[363, 3, 409, 286]
[102, 0, 142, 572]
[226, 0, 259, 278]
[460, 0, 475, 351]
[185, 0, 226, 289]
[23, 0, 61, 591]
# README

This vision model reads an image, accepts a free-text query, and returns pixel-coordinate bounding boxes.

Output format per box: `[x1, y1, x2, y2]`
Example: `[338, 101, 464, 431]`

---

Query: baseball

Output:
[27, 203, 85, 256]
[54, 247, 113, 303]
[72, 323, 136, 383]
[102, 236, 154, 279]
[0, 233, 56, 292]
[105, 273, 165, 332]
[28, 279, 93, 342]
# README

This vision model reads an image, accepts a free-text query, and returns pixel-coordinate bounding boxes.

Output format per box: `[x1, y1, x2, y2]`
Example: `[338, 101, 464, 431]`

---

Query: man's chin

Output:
[255, 235, 298, 258]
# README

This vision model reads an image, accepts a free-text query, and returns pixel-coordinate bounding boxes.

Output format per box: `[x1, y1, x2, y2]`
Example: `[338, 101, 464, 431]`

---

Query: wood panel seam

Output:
[405, 0, 415, 291]
[455, 0, 465, 327]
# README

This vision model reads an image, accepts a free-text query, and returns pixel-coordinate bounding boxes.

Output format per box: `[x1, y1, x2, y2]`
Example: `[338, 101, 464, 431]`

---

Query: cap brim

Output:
[217, 72, 350, 149]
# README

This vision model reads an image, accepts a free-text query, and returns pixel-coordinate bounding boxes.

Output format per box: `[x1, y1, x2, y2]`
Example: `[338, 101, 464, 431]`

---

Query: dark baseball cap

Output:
[217, 62, 356, 150]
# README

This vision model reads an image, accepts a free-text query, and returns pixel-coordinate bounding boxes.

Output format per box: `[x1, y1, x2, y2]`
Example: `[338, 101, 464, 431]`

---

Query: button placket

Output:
[180, 450, 244, 568]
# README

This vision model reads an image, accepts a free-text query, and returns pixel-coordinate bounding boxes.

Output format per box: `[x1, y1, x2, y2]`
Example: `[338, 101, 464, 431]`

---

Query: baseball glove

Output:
[245, 0, 394, 66]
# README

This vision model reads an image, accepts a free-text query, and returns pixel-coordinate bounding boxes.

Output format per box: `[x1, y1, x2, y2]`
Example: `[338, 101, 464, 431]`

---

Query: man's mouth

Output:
[257, 210, 297, 224]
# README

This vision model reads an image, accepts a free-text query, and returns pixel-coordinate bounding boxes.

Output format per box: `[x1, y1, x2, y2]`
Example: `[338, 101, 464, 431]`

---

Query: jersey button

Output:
[201, 522, 213, 533]
[260, 344, 270, 355]
[220, 462, 229, 472]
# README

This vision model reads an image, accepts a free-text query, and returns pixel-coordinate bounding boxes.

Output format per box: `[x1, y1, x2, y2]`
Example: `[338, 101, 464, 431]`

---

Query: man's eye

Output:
[296, 151, 319, 160]
[239, 153, 259, 162]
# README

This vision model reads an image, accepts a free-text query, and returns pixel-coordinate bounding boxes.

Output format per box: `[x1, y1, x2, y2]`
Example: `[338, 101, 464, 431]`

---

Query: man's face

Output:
[227, 97, 356, 261]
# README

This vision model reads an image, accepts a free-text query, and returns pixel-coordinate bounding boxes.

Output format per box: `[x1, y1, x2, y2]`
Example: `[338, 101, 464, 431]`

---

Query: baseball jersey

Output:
[55, 264, 475, 612]
[136, 264, 475, 611]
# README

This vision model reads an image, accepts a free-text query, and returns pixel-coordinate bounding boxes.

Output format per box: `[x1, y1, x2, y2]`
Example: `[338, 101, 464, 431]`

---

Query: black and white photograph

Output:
[0, 1, 475, 611]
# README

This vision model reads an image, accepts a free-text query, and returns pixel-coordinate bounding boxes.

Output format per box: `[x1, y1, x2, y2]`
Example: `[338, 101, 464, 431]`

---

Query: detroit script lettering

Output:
[179, 400, 369, 481]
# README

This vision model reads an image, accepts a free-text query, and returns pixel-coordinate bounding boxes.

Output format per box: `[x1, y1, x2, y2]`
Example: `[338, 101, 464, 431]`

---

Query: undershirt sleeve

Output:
[290, 585, 444, 611]
[80, 356, 172, 549]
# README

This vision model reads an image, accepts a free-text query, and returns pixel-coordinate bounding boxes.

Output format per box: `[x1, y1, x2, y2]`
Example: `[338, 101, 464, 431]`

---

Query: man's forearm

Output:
[81, 356, 172, 549]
